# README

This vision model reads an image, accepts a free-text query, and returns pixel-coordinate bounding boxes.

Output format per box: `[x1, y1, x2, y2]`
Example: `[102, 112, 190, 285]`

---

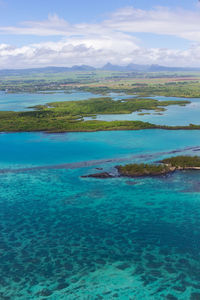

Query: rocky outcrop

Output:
[81, 172, 114, 179]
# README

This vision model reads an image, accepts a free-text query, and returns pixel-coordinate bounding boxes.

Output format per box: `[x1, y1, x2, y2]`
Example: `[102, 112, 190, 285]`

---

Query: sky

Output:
[0, 0, 200, 69]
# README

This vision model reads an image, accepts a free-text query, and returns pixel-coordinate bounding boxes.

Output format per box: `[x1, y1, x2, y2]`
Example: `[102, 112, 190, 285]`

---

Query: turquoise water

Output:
[1, 130, 200, 299]
[0, 90, 106, 111]
[0, 91, 134, 111]
[85, 96, 200, 126]
[1, 130, 200, 169]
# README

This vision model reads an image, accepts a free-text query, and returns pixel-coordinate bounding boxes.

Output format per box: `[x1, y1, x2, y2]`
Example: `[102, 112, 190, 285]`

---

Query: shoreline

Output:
[81, 167, 200, 179]
[2, 125, 200, 134]
[82, 156, 200, 179]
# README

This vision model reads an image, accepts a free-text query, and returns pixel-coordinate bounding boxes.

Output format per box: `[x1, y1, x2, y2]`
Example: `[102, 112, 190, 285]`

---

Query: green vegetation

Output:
[82, 82, 200, 99]
[0, 97, 191, 132]
[126, 84, 200, 98]
[1, 71, 200, 133]
[161, 156, 200, 168]
[0, 111, 157, 132]
[38, 97, 189, 115]
[0, 71, 123, 92]
[1, 70, 200, 98]
[116, 156, 200, 178]
[2, 113, 200, 132]
[117, 163, 171, 177]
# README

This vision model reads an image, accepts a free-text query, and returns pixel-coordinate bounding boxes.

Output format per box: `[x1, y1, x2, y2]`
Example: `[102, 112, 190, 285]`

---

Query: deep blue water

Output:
[1, 130, 200, 299]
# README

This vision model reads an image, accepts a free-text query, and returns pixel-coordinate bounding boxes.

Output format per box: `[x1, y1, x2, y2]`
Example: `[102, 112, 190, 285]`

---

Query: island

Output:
[161, 155, 200, 169]
[0, 97, 191, 133]
[81, 156, 200, 178]
[116, 163, 174, 177]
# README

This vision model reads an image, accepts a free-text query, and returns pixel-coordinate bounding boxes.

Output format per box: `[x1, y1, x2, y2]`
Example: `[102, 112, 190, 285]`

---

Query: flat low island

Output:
[82, 156, 200, 178]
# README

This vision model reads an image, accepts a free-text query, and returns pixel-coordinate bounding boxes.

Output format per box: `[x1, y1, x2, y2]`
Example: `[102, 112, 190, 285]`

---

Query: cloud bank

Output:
[1, 6, 200, 69]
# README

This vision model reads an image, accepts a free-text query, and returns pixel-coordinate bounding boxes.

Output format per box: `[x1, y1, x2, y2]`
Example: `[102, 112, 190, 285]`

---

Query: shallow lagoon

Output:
[0, 90, 102, 111]
[0, 90, 134, 111]
[1, 130, 200, 169]
[1, 130, 200, 299]
[85, 96, 200, 126]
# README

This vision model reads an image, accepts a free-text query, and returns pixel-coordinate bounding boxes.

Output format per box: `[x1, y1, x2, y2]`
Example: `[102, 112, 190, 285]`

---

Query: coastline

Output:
[82, 156, 200, 179]
[2, 124, 200, 134]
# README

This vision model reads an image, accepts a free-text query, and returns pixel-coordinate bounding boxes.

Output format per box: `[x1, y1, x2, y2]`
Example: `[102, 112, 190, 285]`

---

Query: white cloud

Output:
[105, 6, 200, 42]
[1, 39, 200, 69]
[0, 15, 71, 36]
[1, 6, 200, 68]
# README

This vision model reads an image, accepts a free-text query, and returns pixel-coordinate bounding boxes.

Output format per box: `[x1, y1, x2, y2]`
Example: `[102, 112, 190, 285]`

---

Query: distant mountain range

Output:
[101, 63, 200, 72]
[1, 63, 200, 76]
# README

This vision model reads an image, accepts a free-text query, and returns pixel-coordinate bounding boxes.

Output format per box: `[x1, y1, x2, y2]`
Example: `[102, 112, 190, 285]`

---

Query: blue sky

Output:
[0, 0, 200, 68]
[0, 0, 197, 24]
